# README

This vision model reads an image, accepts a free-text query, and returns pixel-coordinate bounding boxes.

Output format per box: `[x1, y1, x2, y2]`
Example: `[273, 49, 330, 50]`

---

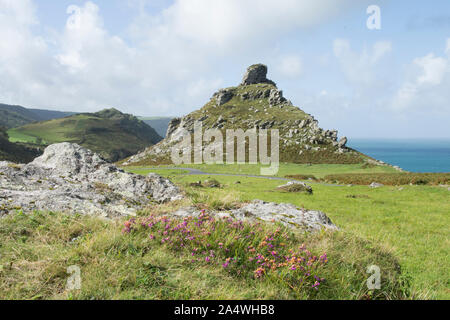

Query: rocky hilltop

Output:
[0, 143, 182, 217]
[124, 64, 367, 166]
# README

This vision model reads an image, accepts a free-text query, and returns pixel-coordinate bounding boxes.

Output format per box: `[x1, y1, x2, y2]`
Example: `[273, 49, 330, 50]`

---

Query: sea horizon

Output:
[348, 138, 450, 173]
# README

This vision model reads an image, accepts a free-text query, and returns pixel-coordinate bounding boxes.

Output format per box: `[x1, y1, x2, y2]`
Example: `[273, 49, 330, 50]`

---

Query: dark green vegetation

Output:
[0, 209, 409, 299]
[0, 103, 76, 129]
[0, 127, 41, 163]
[323, 173, 450, 186]
[7, 108, 163, 162]
[139, 117, 173, 138]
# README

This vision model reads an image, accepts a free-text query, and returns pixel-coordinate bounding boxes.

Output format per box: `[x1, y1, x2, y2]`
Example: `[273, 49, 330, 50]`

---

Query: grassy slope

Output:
[7, 110, 162, 162]
[124, 165, 449, 299]
[0, 204, 409, 300]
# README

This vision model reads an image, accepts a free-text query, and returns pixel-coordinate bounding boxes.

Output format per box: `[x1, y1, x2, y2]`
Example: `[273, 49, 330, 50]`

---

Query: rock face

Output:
[0, 143, 182, 217]
[241, 64, 276, 86]
[172, 200, 337, 232]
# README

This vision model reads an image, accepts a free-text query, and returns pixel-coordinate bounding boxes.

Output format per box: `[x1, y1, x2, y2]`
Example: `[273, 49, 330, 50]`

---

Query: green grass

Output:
[7, 128, 49, 144]
[125, 165, 450, 299]
[126, 162, 398, 178]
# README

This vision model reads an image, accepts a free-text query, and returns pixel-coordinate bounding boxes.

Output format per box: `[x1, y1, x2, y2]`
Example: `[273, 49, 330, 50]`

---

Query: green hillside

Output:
[0, 103, 76, 129]
[0, 127, 42, 163]
[8, 108, 163, 162]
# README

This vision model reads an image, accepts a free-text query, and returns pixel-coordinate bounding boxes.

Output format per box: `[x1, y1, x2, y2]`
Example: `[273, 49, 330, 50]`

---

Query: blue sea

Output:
[347, 139, 450, 173]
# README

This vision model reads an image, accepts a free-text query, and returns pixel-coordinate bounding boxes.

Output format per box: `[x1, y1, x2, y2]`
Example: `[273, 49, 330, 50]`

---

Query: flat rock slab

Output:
[172, 199, 337, 232]
[0, 143, 182, 217]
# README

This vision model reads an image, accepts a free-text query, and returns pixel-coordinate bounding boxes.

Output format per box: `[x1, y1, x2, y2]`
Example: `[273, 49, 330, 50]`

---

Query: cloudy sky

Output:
[1, 0, 450, 138]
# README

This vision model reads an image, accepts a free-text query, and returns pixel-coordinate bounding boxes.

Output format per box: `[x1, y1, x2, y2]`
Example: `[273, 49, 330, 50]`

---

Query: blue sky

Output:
[1, 0, 449, 138]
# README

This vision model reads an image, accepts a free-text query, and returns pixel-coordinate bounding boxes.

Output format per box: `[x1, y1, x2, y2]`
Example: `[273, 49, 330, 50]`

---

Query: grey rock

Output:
[166, 117, 181, 137]
[268, 89, 286, 105]
[369, 182, 384, 188]
[241, 64, 276, 86]
[0, 143, 182, 217]
[338, 136, 347, 148]
[171, 200, 337, 232]
[213, 88, 234, 106]
[277, 181, 313, 194]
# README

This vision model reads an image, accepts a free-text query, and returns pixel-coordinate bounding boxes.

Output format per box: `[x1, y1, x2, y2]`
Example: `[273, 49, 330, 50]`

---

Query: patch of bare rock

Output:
[171, 200, 337, 232]
[0, 143, 182, 217]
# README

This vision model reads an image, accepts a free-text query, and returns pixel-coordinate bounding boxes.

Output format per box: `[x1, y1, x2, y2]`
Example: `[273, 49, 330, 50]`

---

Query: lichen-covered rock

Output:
[171, 200, 337, 232]
[0, 143, 182, 217]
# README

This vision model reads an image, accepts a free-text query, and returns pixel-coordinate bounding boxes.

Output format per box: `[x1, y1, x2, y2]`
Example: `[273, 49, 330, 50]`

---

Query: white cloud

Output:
[277, 55, 303, 78]
[0, 0, 368, 117]
[392, 42, 450, 111]
[333, 39, 392, 86]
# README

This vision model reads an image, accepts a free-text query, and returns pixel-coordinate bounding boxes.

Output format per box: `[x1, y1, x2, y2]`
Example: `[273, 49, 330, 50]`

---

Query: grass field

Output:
[0, 162, 448, 299]
[125, 163, 399, 178]
[125, 164, 450, 299]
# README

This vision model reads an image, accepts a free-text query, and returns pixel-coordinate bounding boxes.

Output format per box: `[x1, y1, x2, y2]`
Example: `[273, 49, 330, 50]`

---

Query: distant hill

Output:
[139, 117, 173, 137]
[8, 108, 163, 162]
[125, 64, 372, 166]
[0, 103, 76, 129]
[0, 127, 42, 163]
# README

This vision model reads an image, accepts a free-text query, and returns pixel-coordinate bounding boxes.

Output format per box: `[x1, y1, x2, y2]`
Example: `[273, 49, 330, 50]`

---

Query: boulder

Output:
[241, 64, 276, 86]
[338, 136, 348, 148]
[277, 181, 313, 194]
[213, 89, 234, 106]
[0, 143, 182, 217]
[171, 200, 337, 232]
[369, 182, 384, 188]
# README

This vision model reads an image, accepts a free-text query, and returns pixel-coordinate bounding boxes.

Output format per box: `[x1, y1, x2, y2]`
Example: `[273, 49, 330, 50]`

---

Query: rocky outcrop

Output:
[123, 64, 370, 166]
[171, 200, 337, 232]
[213, 89, 234, 106]
[0, 143, 182, 217]
[241, 64, 276, 86]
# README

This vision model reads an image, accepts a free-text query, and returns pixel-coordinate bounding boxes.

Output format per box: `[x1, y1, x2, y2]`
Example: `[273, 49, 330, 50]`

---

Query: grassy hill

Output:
[139, 117, 173, 138]
[0, 103, 76, 129]
[124, 64, 379, 166]
[7, 108, 163, 162]
[0, 127, 42, 163]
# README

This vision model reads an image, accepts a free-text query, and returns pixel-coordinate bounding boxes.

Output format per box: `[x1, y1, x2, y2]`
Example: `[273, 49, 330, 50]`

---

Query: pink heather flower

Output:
[205, 257, 210, 262]
[149, 234, 155, 240]
[290, 265, 297, 271]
